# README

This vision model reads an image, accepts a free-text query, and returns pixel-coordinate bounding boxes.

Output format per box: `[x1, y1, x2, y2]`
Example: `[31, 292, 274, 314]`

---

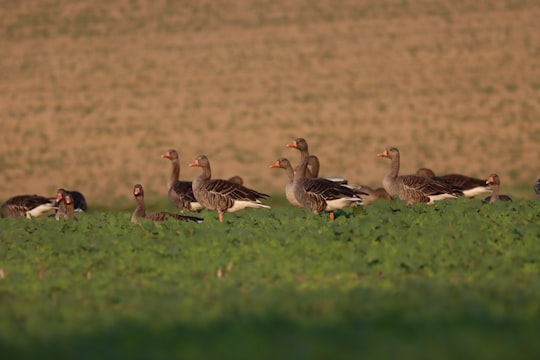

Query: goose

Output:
[348, 184, 394, 205]
[53, 189, 87, 212]
[270, 157, 302, 208]
[189, 155, 270, 222]
[416, 168, 491, 199]
[534, 177, 540, 199]
[483, 174, 512, 203]
[1, 194, 55, 219]
[415, 168, 436, 177]
[227, 175, 244, 186]
[287, 138, 364, 219]
[131, 184, 204, 223]
[55, 188, 75, 220]
[377, 147, 462, 205]
[306, 155, 320, 178]
[162, 149, 204, 212]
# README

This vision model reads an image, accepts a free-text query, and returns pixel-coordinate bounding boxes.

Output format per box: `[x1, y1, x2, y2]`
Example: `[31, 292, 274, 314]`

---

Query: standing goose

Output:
[534, 177, 540, 199]
[270, 157, 302, 208]
[55, 188, 75, 220]
[287, 138, 364, 219]
[162, 149, 204, 212]
[483, 174, 512, 203]
[416, 168, 491, 199]
[131, 184, 204, 223]
[189, 155, 270, 222]
[377, 147, 462, 205]
[1, 194, 55, 219]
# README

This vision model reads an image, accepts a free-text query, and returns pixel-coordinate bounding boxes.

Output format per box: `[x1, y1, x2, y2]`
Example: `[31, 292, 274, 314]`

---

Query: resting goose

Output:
[1, 194, 55, 219]
[270, 157, 302, 208]
[416, 168, 491, 199]
[53, 189, 87, 212]
[534, 177, 540, 199]
[55, 188, 75, 220]
[415, 168, 436, 177]
[377, 147, 462, 205]
[287, 138, 364, 219]
[162, 149, 204, 212]
[189, 155, 270, 222]
[227, 175, 244, 186]
[348, 185, 393, 205]
[483, 174, 512, 203]
[131, 184, 204, 223]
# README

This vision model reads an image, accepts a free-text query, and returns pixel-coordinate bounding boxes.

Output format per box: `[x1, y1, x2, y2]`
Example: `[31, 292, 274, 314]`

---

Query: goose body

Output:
[483, 174, 512, 203]
[288, 138, 364, 219]
[416, 168, 491, 199]
[55, 188, 75, 220]
[1, 194, 55, 219]
[162, 149, 204, 212]
[378, 147, 462, 205]
[189, 155, 270, 222]
[348, 184, 393, 205]
[131, 184, 204, 223]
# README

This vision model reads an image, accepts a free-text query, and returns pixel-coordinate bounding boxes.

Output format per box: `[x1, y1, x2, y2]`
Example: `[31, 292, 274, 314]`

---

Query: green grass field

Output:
[1, 198, 540, 359]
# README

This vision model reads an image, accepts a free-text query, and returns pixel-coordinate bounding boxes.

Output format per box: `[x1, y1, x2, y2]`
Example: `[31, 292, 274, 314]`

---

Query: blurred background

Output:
[1, 0, 539, 208]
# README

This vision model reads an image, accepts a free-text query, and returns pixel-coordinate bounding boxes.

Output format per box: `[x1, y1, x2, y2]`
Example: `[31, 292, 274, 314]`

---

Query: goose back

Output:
[1, 194, 54, 218]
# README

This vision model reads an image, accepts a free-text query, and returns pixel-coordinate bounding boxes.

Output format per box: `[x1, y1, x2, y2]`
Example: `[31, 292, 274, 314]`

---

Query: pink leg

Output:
[219, 212, 223, 222]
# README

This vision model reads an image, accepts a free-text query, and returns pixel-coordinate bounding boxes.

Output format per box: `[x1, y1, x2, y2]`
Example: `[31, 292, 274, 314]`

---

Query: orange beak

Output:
[270, 160, 280, 168]
[286, 141, 297, 148]
[376, 150, 388, 157]
[189, 159, 199, 167]
[161, 151, 171, 159]
[65, 195, 72, 204]
[486, 177, 493, 185]
[56, 193, 63, 202]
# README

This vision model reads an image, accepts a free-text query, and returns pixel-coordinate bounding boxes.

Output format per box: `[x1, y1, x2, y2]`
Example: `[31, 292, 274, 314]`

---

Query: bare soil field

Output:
[1, 0, 539, 207]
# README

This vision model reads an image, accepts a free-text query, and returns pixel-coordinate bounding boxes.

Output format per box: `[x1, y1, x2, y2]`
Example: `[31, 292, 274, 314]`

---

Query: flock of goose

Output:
[1, 138, 539, 223]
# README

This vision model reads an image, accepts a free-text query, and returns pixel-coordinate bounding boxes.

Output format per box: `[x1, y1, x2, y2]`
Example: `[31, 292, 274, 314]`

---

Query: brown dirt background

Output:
[1, 0, 539, 208]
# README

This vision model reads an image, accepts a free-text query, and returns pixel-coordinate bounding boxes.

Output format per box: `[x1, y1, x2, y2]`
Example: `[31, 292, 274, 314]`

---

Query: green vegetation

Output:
[1, 198, 540, 359]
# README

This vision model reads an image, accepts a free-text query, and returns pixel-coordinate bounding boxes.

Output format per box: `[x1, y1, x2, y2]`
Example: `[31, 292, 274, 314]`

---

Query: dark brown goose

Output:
[131, 184, 204, 224]
[416, 168, 491, 199]
[162, 149, 204, 212]
[270, 157, 302, 208]
[227, 175, 244, 186]
[377, 147, 462, 205]
[55, 188, 75, 220]
[415, 168, 436, 177]
[189, 155, 270, 222]
[287, 138, 364, 219]
[483, 174, 512, 203]
[53, 189, 87, 212]
[348, 185, 394, 205]
[1, 194, 55, 219]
